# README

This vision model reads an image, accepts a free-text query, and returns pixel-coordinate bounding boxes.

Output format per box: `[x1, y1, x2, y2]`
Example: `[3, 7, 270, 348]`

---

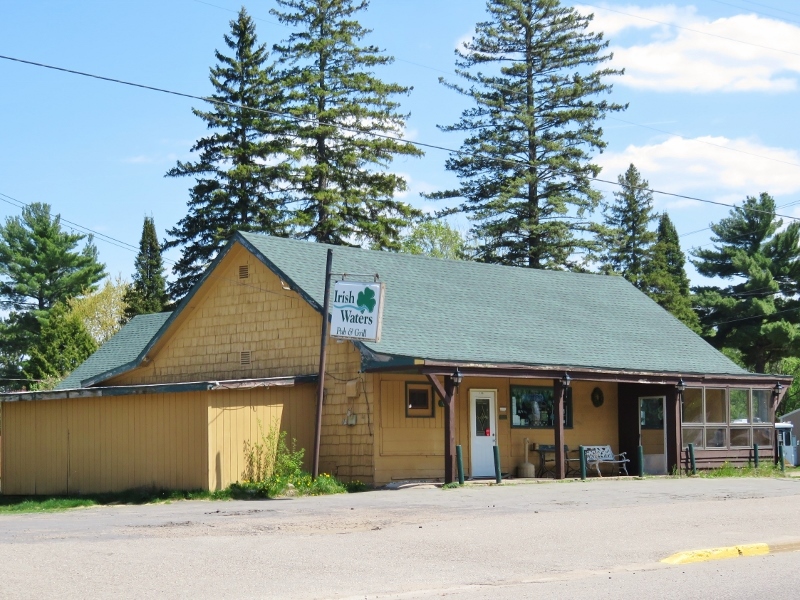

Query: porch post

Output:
[666, 388, 681, 474]
[444, 376, 456, 483]
[427, 374, 457, 484]
[553, 379, 566, 480]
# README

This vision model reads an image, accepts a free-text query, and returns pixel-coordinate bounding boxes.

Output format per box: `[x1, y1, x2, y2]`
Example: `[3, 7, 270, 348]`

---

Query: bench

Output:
[583, 445, 629, 477]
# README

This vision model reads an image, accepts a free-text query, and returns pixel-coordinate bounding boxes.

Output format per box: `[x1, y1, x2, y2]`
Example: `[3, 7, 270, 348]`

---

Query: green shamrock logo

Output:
[356, 287, 376, 313]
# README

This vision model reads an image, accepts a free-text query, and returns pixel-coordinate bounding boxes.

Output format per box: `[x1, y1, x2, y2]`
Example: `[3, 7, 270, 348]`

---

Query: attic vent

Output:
[238, 265, 250, 279]
[240, 351, 251, 365]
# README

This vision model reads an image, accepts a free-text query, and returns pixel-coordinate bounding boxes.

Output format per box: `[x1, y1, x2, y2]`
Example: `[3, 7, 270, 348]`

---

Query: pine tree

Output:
[0, 203, 106, 311]
[165, 8, 292, 300]
[271, 0, 423, 249]
[427, 0, 625, 269]
[692, 193, 800, 372]
[0, 203, 105, 388]
[24, 302, 97, 385]
[599, 164, 657, 288]
[123, 217, 168, 322]
[642, 212, 700, 332]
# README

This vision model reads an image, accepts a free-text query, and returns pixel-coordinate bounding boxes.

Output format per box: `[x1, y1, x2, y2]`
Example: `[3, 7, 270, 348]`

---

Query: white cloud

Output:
[597, 135, 800, 206]
[576, 4, 800, 92]
[455, 30, 474, 52]
[393, 172, 438, 202]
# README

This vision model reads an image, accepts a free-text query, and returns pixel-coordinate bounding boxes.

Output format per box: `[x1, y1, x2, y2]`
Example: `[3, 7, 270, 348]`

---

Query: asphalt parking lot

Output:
[1, 476, 799, 599]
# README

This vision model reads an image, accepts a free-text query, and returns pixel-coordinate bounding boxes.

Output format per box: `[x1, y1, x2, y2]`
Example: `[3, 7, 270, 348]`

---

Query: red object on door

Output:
[485, 428, 491, 436]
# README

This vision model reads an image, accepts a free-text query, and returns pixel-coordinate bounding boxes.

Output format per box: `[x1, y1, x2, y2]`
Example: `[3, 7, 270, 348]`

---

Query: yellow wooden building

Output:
[0, 233, 790, 494]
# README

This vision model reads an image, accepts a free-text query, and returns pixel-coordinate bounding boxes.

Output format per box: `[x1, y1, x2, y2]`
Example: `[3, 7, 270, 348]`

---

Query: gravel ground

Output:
[1, 477, 799, 599]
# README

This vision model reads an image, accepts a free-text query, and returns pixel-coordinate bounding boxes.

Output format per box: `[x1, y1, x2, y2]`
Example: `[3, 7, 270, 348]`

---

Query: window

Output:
[406, 383, 434, 418]
[510, 385, 572, 429]
[681, 387, 773, 449]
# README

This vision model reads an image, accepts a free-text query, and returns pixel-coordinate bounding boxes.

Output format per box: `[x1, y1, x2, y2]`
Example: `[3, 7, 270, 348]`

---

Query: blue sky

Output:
[1, 0, 799, 286]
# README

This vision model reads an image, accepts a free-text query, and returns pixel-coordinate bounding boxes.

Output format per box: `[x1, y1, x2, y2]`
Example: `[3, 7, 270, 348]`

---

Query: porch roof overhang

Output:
[362, 354, 792, 388]
[0, 375, 318, 403]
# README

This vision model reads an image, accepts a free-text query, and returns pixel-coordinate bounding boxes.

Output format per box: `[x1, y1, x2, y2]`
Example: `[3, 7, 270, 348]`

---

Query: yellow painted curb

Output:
[662, 543, 769, 565]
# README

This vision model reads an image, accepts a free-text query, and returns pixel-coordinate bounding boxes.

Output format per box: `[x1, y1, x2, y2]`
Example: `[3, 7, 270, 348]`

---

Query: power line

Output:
[0, 192, 141, 254]
[602, 117, 800, 169]
[728, 0, 800, 18]
[6, 48, 800, 305]
[581, 2, 800, 57]
[185, 0, 800, 172]
[704, 0, 800, 25]
[590, 178, 800, 223]
[3, 53, 798, 227]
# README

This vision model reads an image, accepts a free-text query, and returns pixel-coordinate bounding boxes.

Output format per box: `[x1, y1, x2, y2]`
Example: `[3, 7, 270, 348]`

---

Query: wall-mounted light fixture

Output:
[676, 378, 686, 393]
[773, 382, 784, 397]
[452, 369, 463, 387]
[561, 372, 571, 388]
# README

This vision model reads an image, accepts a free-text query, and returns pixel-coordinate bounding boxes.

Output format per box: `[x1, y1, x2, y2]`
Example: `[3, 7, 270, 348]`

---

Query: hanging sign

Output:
[330, 280, 385, 342]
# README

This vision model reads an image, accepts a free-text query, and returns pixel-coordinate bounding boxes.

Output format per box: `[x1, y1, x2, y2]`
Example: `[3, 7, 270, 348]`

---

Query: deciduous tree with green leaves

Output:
[70, 275, 129, 344]
[123, 217, 168, 322]
[166, 8, 292, 300]
[400, 220, 467, 260]
[428, 0, 625, 269]
[599, 164, 656, 287]
[642, 212, 700, 332]
[272, 0, 423, 249]
[692, 193, 800, 372]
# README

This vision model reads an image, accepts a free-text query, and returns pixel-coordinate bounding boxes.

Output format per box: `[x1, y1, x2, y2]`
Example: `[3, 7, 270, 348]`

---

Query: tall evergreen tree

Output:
[692, 193, 800, 372]
[166, 8, 291, 300]
[0, 203, 105, 311]
[642, 212, 700, 332]
[0, 203, 105, 389]
[24, 302, 97, 386]
[599, 164, 656, 288]
[272, 0, 423, 248]
[123, 217, 168, 322]
[427, 0, 625, 269]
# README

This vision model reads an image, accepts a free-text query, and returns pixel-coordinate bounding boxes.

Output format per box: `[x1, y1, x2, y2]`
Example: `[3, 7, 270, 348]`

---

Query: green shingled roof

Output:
[55, 312, 172, 390]
[239, 232, 748, 377]
[64, 233, 751, 390]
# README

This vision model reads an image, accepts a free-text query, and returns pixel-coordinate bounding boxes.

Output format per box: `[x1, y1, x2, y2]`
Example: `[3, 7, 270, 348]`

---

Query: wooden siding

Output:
[107, 242, 374, 484]
[373, 376, 619, 484]
[206, 386, 315, 490]
[109, 244, 325, 385]
[1, 393, 207, 495]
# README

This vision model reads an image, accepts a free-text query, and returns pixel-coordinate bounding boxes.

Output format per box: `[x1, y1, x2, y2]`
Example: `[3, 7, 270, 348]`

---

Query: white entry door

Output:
[470, 389, 497, 477]
[639, 396, 667, 475]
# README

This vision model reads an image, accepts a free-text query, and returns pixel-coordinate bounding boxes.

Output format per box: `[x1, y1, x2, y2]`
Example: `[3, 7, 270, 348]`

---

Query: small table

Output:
[536, 445, 580, 478]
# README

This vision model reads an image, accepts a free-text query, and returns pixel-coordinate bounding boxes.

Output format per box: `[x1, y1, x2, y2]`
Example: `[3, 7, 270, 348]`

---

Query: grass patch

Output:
[698, 461, 786, 478]
[0, 488, 233, 514]
[441, 482, 462, 490]
[0, 498, 97, 513]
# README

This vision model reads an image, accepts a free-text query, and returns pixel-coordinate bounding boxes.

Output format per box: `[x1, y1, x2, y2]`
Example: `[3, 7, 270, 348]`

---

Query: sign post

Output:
[312, 254, 383, 480]
[312, 249, 334, 480]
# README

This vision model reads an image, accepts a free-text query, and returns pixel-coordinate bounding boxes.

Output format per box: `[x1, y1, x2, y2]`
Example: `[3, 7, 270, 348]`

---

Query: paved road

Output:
[1, 477, 799, 599]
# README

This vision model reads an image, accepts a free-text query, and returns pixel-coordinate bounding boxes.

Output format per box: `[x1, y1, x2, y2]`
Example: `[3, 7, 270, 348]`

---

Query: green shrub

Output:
[238, 420, 357, 497]
[344, 480, 369, 493]
[699, 461, 783, 478]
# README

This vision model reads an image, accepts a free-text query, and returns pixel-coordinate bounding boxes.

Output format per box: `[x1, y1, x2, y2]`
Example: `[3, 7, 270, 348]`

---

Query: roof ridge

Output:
[238, 231, 618, 282]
